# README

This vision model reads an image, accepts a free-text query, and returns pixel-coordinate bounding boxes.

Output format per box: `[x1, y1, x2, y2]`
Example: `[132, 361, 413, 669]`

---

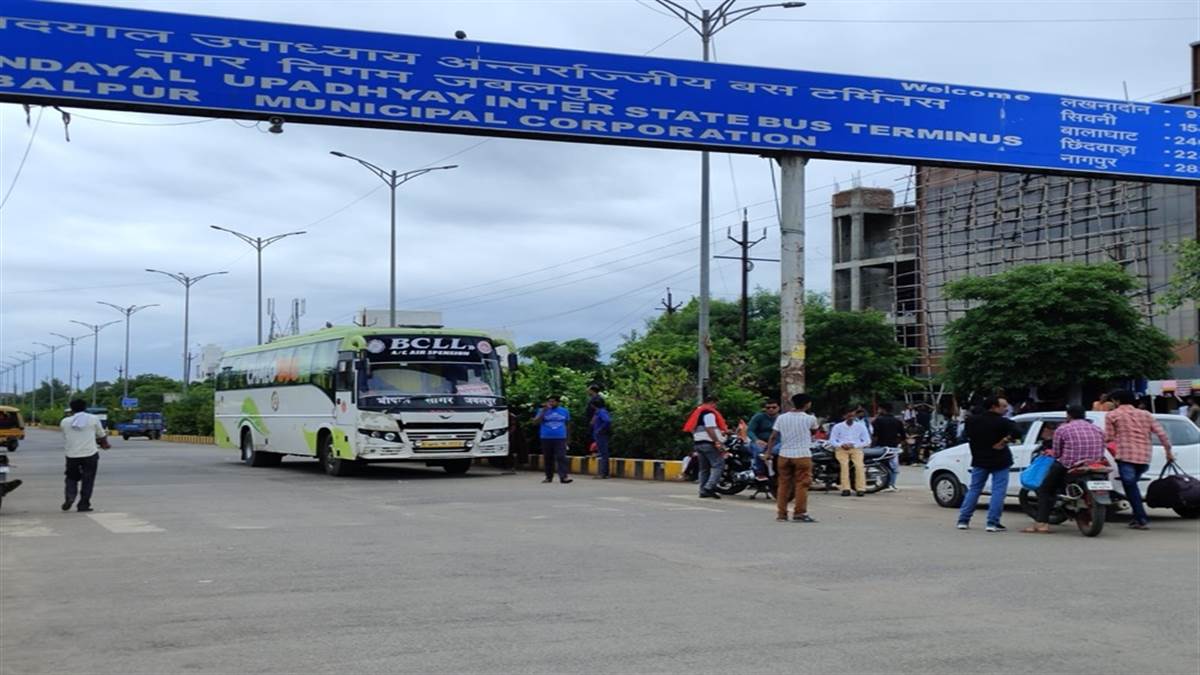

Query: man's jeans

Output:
[957, 466, 1010, 526]
[750, 440, 777, 476]
[64, 453, 99, 508]
[886, 454, 900, 488]
[540, 438, 569, 481]
[1117, 461, 1150, 524]
[695, 442, 724, 494]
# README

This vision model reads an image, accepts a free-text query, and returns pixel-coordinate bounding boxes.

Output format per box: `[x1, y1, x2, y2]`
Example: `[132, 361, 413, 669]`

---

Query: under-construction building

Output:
[831, 43, 1200, 383]
[830, 172, 1197, 381]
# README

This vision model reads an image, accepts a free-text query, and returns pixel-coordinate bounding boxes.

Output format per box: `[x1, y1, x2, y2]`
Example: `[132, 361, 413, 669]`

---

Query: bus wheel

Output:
[317, 432, 356, 477]
[443, 459, 472, 475]
[242, 430, 277, 468]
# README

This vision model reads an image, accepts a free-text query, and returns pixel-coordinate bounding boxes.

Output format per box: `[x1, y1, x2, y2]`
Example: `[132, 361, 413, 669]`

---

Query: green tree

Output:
[520, 339, 603, 380]
[805, 304, 920, 417]
[163, 380, 214, 435]
[1160, 239, 1200, 311]
[943, 263, 1175, 404]
[506, 360, 591, 453]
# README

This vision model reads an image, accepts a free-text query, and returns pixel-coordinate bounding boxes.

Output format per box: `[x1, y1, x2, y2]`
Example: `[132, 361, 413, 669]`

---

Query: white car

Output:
[924, 411, 1200, 519]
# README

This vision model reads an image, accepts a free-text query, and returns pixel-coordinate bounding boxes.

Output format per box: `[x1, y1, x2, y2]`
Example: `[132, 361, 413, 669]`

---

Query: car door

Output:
[1004, 418, 1042, 495]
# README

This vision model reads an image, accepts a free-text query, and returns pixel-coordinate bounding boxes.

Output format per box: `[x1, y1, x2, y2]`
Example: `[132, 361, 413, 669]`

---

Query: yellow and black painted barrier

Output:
[521, 454, 683, 481]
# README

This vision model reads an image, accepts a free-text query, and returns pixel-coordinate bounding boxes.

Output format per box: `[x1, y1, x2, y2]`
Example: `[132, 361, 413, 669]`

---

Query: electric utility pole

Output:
[714, 208, 777, 345]
[658, 287, 683, 316]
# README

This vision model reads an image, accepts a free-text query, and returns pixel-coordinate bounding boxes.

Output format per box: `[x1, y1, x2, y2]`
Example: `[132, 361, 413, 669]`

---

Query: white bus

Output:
[214, 326, 515, 476]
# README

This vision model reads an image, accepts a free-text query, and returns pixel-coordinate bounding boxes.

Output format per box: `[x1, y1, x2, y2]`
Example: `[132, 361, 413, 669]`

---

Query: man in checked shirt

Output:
[1106, 389, 1174, 530]
[1023, 405, 1105, 534]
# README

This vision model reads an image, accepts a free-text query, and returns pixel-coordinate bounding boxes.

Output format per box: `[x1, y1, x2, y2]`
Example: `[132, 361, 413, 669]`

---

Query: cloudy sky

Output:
[1, 0, 1195, 390]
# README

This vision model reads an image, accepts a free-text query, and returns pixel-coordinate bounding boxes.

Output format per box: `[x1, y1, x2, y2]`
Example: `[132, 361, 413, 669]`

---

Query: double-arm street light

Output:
[49, 332, 92, 400]
[651, 0, 805, 400]
[330, 151, 458, 328]
[33, 341, 63, 412]
[146, 269, 228, 388]
[3, 358, 25, 405]
[210, 226, 305, 345]
[97, 302, 158, 401]
[70, 319, 120, 406]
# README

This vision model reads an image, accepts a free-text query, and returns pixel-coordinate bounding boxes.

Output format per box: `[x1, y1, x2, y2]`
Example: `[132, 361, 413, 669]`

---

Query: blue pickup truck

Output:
[116, 412, 165, 440]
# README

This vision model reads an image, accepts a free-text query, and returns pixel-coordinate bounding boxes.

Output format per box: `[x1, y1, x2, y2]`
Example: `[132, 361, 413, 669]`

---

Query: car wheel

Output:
[1174, 505, 1200, 519]
[931, 472, 964, 508]
[6, 441, 16, 452]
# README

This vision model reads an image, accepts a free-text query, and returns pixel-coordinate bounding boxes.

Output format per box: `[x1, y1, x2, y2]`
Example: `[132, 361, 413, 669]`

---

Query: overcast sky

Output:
[1, 0, 1195, 390]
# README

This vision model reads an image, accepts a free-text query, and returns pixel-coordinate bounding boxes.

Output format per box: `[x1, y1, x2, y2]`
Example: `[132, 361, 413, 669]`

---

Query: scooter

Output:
[1018, 459, 1114, 537]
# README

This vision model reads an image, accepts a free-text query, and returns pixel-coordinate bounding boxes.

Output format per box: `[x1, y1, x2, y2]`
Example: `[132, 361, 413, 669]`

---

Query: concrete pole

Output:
[91, 327, 100, 406]
[696, 8, 712, 402]
[777, 155, 808, 399]
[183, 281, 191, 388]
[390, 170, 398, 328]
[257, 241, 264, 345]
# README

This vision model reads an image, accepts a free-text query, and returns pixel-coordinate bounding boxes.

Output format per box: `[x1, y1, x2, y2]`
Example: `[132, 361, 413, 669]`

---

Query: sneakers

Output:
[1129, 521, 1150, 530]
[986, 523, 1006, 533]
[888, 485, 900, 492]
[841, 490, 851, 497]
[560, 478, 573, 484]
[776, 516, 788, 522]
[956, 522, 969, 530]
[77, 505, 93, 513]
[541, 478, 553, 484]
[793, 514, 817, 523]
[61, 500, 73, 511]
[699, 490, 721, 499]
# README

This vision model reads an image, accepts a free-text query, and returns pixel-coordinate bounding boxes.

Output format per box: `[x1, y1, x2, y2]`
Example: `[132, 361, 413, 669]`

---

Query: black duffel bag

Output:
[1145, 462, 1200, 509]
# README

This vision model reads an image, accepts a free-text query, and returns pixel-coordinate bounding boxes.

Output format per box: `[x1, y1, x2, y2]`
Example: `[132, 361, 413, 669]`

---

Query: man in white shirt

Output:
[828, 407, 871, 497]
[765, 393, 821, 523]
[59, 399, 108, 512]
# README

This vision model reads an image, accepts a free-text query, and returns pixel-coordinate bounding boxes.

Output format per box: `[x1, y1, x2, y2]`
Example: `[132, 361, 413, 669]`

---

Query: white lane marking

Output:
[86, 512, 164, 534]
[228, 525, 269, 530]
[601, 495, 726, 513]
[0, 518, 58, 537]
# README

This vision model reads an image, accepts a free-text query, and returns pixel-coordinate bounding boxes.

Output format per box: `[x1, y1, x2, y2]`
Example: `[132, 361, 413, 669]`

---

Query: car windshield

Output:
[362, 361, 502, 397]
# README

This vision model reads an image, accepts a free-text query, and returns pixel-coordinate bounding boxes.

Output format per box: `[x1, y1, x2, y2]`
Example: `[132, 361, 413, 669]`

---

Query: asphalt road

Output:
[2, 429, 1198, 675]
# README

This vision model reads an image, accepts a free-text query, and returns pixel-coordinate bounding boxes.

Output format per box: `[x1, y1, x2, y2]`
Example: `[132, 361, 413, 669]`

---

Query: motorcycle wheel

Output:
[865, 467, 890, 494]
[714, 478, 747, 496]
[1074, 492, 1106, 537]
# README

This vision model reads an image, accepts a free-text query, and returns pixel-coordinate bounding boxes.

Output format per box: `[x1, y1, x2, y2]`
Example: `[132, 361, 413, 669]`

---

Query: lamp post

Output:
[70, 319, 121, 406]
[97, 302, 158, 402]
[146, 269, 227, 388]
[651, 0, 805, 400]
[329, 151, 457, 328]
[34, 341, 63, 412]
[50, 332, 91, 400]
[2, 359, 23, 405]
[18, 350, 38, 422]
[210, 226, 305, 344]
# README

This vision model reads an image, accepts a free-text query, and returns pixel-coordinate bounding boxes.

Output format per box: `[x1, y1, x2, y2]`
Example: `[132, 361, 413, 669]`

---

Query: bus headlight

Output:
[384, 432, 398, 442]
[480, 427, 508, 442]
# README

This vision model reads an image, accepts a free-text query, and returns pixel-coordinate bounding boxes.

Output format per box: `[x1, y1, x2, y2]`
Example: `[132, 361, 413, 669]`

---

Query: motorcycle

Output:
[0, 454, 21, 510]
[810, 441, 897, 494]
[714, 436, 776, 499]
[1018, 458, 1114, 537]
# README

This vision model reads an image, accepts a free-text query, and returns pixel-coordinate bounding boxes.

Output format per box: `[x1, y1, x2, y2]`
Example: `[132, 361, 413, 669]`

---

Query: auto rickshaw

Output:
[0, 406, 26, 451]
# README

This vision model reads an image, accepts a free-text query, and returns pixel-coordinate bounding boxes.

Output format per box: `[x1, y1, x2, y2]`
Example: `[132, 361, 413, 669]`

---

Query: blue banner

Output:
[0, 1, 1195, 183]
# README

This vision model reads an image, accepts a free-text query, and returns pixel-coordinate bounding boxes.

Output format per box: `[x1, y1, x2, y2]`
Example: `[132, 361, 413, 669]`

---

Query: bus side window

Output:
[335, 358, 355, 393]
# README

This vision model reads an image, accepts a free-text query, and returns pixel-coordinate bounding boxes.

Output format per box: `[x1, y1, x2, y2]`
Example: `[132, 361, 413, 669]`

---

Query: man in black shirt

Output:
[956, 397, 1021, 532]
[872, 403, 906, 491]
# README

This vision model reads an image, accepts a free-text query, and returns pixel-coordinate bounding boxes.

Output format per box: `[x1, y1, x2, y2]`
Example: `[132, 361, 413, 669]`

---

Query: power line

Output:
[750, 15, 1193, 24]
[0, 107, 43, 212]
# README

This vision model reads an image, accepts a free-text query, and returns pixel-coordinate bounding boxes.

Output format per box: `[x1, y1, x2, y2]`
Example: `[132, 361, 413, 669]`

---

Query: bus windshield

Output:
[362, 361, 502, 398]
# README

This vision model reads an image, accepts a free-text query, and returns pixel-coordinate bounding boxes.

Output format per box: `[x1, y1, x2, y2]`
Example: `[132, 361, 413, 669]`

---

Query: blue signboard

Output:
[121, 397, 137, 409]
[0, 1, 1195, 184]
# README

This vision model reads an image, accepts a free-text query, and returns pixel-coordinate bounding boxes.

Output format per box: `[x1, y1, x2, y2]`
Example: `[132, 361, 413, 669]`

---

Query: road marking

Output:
[86, 512, 164, 534]
[228, 525, 269, 530]
[601, 495, 725, 512]
[0, 518, 58, 537]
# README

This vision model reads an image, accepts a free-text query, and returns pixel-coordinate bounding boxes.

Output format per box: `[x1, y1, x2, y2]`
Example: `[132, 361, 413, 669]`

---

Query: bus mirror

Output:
[507, 353, 519, 372]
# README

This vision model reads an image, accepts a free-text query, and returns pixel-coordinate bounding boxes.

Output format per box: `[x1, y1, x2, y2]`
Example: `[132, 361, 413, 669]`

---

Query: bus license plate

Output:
[1086, 480, 1113, 491]
[419, 440, 465, 449]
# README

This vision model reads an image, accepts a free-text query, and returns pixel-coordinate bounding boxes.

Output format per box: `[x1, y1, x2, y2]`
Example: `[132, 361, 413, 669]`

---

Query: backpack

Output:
[1145, 462, 1200, 509]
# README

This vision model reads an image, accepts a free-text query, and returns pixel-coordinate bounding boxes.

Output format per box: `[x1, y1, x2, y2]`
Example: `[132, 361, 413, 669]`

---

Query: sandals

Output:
[1021, 525, 1052, 534]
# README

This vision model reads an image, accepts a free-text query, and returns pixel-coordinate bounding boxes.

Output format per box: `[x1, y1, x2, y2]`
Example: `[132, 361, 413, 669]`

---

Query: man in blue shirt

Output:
[533, 395, 573, 484]
[591, 399, 613, 479]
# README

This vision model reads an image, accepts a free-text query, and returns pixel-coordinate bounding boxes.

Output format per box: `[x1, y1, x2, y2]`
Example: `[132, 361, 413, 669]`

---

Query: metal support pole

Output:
[390, 170, 398, 328]
[91, 328, 99, 405]
[35, 342, 57, 412]
[183, 282, 191, 388]
[257, 242, 264, 345]
[696, 9, 712, 401]
[777, 155, 808, 399]
[122, 315, 131, 400]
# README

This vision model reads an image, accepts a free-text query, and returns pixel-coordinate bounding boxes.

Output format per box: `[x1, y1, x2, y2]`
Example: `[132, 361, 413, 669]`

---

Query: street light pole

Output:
[98, 302, 158, 401]
[34, 341, 62, 412]
[329, 151, 458, 328]
[146, 269, 228, 388]
[210, 226, 306, 344]
[18, 351, 38, 422]
[50, 332, 92, 400]
[70, 319, 121, 406]
[651, 0, 805, 401]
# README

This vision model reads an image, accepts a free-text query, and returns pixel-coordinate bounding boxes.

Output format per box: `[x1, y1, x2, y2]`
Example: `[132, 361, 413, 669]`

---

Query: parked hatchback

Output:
[925, 411, 1200, 519]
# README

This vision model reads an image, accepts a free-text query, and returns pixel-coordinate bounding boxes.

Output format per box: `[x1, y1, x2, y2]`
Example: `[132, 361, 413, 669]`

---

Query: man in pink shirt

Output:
[1105, 389, 1174, 530]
